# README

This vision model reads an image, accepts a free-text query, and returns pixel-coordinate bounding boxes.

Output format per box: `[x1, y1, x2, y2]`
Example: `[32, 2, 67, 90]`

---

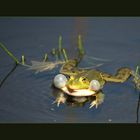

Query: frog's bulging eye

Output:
[82, 78, 87, 81]
[80, 77, 88, 83]
[70, 76, 74, 80]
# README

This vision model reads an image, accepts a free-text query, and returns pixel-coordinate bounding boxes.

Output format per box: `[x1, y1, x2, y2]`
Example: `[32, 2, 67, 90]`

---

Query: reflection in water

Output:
[69, 17, 88, 59]
[0, 63, 18, 88]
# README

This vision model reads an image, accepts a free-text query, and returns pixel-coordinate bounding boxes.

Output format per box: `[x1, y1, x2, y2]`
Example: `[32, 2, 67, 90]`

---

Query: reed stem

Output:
[62, 48, 68, 62]
[21, 55, 25, 65]
[43, 53, 48, 62]
[59, 35, 62, 53]
[0, 42, 19, 64]
[78, 34, 84, 55]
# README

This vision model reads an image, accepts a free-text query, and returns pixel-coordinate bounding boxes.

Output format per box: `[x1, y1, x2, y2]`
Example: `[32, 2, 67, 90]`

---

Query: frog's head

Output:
[66, 75, 90, 90]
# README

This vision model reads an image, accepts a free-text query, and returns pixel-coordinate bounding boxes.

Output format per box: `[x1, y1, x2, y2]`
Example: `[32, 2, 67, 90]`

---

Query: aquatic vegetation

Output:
[28, 60, 65, 74]
[0, 43, 20, 88]
[43, 53, 48, 62]
[1, 35, 106, 74]
[58, 35, 62, 53]
[21, 55, 25, 65]
[0, 42, 20, 64]
[78, 35, 85, 56]
[62, 48, 68, 62]
[132, 66, 140, 90]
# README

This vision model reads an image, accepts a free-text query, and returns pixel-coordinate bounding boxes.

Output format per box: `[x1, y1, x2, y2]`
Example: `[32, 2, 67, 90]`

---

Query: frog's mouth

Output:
[61, 86, 96, 97]
[66, 84, 88, 91]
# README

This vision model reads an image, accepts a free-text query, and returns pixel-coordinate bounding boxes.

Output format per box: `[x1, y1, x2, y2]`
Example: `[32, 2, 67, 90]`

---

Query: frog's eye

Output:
[70, 76, 74, 80]
[71, 70, 76, 73]
[80, 77, 88, 82]
[82, 78, 87, 81]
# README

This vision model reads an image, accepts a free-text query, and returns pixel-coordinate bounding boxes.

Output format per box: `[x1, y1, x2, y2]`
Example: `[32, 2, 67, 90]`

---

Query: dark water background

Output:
[0, 17, 140, 123]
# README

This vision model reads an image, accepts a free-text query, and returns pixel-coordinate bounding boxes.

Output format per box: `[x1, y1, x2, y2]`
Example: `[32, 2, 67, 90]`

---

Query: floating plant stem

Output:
[62, 48, 68, 62]
[136, 66, 139, 76]
[58, 35, 62, 53]
[0, 42, 19, 64]
[51, 48, 56, 55]
[21, 54, 25, 65]
[43, 53, 48, 62]
[57, 35, 63, 59]
[51, 48, 58, 60]
[78, 34, 85, 56]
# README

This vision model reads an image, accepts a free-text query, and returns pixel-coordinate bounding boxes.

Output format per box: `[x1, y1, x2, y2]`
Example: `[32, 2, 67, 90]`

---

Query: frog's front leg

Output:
[89, 91, 105, 109]
[52, 92, 67, 107]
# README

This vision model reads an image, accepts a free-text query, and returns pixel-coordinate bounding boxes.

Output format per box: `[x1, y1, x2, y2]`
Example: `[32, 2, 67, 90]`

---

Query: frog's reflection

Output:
[51, 85, 104, 108]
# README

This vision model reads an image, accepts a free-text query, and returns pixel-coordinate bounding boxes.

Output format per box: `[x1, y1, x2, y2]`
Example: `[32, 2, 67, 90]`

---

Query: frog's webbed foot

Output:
[52, 93, 67, 107]
[89, 92, 105, 109]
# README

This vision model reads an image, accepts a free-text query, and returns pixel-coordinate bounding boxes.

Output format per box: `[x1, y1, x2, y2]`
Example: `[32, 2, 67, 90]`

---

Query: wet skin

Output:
[60, 59, 132, 90]
[53, 59, 133, 108]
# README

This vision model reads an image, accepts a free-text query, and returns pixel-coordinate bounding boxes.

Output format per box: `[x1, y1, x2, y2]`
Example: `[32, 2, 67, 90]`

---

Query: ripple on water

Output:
[0, 65, 76, 122]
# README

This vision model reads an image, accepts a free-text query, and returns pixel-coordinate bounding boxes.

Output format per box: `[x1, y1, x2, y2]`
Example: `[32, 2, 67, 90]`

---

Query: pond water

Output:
[0, 17, 140, 123]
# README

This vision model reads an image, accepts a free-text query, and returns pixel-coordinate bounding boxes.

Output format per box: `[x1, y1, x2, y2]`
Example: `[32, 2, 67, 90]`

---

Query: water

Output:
[0, 17, 140, 123]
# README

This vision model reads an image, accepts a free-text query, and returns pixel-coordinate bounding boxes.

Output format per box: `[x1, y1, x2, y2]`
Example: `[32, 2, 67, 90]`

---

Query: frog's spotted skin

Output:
[56, 59, 134, 108]
[60, 59, 132, 90]
[60, 59, 87, 76]
[101, 67, 132, 83]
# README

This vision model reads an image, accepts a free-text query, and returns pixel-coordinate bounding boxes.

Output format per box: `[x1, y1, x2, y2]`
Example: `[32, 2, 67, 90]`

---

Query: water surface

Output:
[0, 17, 140, 123]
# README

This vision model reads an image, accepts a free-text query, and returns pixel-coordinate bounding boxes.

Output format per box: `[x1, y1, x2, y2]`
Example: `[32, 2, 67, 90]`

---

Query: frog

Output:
[53, 59, 137, 108]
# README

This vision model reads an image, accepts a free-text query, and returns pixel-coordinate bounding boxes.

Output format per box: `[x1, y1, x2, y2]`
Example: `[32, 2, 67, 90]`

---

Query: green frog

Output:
[53, 59, 137, 108]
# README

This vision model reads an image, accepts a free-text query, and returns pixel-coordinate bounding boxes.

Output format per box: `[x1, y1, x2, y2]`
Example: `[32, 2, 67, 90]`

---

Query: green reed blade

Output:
[43, 53, 48, 62]
[78, 34, 85, 55]
[0, 42, 19, 64]
[59, 35, 62, 53]
[135, 66, 139, 76]
[21, 54, 25, 64]
[62, 48, 68, 62]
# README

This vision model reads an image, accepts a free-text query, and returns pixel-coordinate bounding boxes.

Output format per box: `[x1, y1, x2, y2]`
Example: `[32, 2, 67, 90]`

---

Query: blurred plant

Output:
[21, 54, 25, 65]
[43, 53, 48, 62]
[132, 66, 140, 90]
[62, 48, 68, 62]
[78, 34, 85, 56]
[28, 60, 65, 74]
